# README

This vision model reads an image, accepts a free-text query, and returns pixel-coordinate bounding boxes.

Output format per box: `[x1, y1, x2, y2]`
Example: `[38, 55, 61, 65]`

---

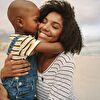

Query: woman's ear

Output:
[16, 17, 24, 28]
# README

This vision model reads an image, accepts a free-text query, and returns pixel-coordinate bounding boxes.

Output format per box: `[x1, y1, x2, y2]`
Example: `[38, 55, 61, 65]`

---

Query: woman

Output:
[0, 0, 83, 100]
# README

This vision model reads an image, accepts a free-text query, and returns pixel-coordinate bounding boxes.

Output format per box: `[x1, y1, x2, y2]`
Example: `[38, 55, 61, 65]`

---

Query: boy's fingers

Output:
[12, 67, 30, 74]
[11, 60, 29, 65]
[15, 72, 29, 77]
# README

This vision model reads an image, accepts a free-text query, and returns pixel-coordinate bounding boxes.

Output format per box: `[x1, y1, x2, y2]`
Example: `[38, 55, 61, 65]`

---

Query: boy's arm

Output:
[34, 42, 64, 54]
[19, 35, 63, 56]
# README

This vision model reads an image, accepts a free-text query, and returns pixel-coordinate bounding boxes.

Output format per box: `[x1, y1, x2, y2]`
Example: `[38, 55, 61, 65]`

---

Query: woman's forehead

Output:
[45, 12, 63, 24]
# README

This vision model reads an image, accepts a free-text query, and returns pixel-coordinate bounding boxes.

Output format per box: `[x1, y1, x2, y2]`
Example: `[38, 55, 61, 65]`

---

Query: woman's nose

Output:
[42, 23, 50, 31]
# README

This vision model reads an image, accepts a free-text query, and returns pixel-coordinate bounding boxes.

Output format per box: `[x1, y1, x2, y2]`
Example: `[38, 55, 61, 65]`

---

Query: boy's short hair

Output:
[7, 0, 38, 28]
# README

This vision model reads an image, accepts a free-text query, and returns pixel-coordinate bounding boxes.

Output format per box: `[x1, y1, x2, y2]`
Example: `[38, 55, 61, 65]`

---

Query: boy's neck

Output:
[15, 31, 31, 36]
[15, 30, 24, 35]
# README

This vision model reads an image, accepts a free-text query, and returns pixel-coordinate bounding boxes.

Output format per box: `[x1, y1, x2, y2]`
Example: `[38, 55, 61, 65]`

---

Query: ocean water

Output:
[0, 53, 7, 69]
[81, 41, 100, 56]
[0, 33, 100, 56]
[0, 41, 100, 56]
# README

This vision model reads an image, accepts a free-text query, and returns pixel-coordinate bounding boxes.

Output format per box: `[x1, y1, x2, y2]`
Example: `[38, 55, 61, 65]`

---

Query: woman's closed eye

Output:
[52, 24, 59, 29]
[42, 19, 60, 29]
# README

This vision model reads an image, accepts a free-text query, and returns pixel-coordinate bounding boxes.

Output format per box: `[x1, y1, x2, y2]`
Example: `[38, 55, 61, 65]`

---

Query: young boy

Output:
[2, 0, 63, 100]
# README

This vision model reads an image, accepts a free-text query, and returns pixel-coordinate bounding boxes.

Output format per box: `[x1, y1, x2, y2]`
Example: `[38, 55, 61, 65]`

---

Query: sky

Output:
[0, 0, 100, 40]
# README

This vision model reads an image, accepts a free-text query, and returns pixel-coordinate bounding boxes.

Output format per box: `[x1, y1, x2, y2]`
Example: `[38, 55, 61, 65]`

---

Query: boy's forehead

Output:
[8, 0, 39, 13]
[19, 2, 40, 15]
[11, 0, 37, 7]
[22, 6, 40, 17]
[8, 0, 40, 22]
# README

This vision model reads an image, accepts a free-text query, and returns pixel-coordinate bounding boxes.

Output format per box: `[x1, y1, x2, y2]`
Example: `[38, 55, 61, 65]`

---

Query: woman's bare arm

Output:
[0, 84, 9, 100]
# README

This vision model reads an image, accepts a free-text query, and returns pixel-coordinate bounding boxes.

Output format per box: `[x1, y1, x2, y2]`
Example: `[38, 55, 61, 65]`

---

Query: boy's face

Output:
[22, 7, 40, 36]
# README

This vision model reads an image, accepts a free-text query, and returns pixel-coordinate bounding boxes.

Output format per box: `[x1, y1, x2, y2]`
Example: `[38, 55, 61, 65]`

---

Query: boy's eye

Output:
[33, 19, 39, 22]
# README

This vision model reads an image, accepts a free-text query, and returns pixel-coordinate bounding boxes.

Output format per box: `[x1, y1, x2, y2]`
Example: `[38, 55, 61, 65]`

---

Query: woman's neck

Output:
[38, 53, 58, 73]
[41, 53, 58, 59]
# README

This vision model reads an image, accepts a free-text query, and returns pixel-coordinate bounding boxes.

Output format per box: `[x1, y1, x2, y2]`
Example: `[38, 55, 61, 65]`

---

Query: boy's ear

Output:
[16, 17, 24, 28]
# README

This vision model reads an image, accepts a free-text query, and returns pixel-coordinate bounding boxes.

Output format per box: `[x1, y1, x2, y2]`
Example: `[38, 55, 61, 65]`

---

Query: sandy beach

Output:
[0, 53, 100, 100]
[74, 56, 100, 100]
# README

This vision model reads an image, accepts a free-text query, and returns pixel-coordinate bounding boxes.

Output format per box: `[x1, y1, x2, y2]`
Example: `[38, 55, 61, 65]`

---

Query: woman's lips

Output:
[38, 32, 49, 39]
[39, 32, 47, 37]
[39, 31, 51, 37]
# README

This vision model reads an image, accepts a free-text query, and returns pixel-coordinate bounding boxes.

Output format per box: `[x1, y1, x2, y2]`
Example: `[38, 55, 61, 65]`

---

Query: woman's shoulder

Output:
[59, 52, 73, 60]
[55, 52, 74, 65]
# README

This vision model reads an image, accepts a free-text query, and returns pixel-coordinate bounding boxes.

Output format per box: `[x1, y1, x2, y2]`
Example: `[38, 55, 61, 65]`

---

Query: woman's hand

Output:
[0, 84, 9, 100]
[1, 54, 31, 78]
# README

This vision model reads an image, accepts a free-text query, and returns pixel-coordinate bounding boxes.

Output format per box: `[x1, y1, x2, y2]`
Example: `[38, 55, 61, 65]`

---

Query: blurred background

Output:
[0, 0, 100, 56]
[0, 0, 100, 100]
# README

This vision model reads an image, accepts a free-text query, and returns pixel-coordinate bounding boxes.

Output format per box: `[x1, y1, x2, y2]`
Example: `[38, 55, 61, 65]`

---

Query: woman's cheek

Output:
[38, 23, 43, 30]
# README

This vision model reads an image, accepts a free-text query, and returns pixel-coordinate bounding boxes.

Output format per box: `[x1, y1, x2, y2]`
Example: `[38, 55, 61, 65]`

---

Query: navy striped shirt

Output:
[36, 52, 77, 100]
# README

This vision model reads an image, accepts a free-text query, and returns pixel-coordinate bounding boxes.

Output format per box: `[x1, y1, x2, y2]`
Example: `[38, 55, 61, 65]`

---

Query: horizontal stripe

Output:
[9, 34, 40, 60]
[37, 52, 76, 100]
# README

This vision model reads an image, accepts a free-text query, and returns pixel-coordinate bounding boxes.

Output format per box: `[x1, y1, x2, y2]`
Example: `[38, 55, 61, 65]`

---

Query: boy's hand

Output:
[2, 54, 30, 78]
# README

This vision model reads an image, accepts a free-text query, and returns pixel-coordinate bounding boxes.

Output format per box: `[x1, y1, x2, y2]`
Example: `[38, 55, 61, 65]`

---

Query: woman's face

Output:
[38, 12, 63, 42]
